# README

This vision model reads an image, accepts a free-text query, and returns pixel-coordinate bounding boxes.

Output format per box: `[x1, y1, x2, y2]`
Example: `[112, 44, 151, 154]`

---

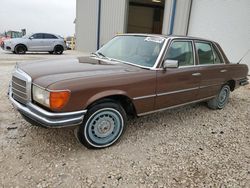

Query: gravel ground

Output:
[0, 49, 249, 187]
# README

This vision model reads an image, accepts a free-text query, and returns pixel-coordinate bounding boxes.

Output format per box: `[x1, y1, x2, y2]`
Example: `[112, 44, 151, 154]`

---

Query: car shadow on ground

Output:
[15, 102, 208, 155]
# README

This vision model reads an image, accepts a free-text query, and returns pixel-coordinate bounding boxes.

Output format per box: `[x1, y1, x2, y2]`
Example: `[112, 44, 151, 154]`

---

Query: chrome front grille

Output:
[12, 76, 28, 105]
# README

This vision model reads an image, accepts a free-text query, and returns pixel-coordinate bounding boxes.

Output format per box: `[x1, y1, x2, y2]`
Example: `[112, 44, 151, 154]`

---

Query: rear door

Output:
[195, 41, 227, 99]
[155, 40, 201, 110]
[43, 34, 58, 51]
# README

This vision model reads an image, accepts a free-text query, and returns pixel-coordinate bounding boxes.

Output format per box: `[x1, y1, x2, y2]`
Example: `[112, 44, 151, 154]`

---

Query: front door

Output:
[27, 33, 45, 51]
[155, 40, 200, 110]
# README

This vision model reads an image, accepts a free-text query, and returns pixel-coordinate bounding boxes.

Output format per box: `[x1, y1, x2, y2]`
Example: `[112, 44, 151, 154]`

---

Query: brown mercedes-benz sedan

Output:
[9, 34, 249, 148]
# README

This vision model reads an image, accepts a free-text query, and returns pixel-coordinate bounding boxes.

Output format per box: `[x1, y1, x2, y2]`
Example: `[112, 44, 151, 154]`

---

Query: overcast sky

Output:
[0, 0, 76, 37]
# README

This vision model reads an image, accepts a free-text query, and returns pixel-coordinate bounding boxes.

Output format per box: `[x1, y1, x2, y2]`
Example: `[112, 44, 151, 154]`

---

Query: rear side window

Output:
[165, 41, 194, 66]
[195, 42, 213, 65]
[44, 34, 58, 39]
[195, 42, 223, 65]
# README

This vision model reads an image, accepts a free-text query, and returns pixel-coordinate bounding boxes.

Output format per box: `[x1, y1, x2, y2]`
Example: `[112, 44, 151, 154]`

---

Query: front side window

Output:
[32, 33, 43, 39]
[97, 35, 165, 68]
[165, 41, 194, 66]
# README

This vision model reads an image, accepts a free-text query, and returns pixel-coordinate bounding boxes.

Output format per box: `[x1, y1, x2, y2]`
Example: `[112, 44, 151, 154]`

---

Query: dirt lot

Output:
[0, 49, 249, 188]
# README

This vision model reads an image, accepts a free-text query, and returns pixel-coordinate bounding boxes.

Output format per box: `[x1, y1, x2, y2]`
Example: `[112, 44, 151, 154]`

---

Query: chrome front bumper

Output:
[9, 67, 87, 128]
[9, 91, 87, 128]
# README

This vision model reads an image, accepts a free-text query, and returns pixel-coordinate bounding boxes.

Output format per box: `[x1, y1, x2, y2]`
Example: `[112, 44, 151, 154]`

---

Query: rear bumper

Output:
[9, 91, 87, 128]
[239, 78, 249, 86]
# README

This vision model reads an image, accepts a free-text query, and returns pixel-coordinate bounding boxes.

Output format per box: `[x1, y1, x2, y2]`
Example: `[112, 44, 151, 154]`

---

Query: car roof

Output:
[117, 33, 215, 43]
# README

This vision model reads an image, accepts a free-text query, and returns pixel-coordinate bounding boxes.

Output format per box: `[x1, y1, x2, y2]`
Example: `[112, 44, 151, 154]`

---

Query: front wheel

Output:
[14, 45, 26, 54]
[77, 102, 127, 149]
[207, 85, 230, 110]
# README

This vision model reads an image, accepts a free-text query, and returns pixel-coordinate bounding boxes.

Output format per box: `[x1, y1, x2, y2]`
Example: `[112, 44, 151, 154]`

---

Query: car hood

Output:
[18, 56, 142, 88]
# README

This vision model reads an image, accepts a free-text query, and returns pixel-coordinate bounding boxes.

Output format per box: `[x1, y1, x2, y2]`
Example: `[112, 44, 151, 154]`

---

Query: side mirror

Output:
[29, 36, 34, 40]
[163, 59, 179, 69]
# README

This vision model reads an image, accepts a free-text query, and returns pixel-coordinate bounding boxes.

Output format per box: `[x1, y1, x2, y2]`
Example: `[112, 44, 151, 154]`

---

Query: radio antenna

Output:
[237, 49, 250, 64]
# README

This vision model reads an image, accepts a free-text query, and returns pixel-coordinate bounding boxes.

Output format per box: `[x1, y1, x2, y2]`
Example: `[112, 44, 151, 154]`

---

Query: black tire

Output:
[48, 51, 54, 54]
[54, 45, 64, 55]
[14, 44, 27, 54]
[77, 102, 127, 149]
[207, 85, 230, 110]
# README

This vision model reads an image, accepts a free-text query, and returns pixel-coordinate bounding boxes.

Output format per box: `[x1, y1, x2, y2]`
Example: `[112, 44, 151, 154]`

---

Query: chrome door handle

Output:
[192, 73, 201, 76]
[220, 69, 227, 73]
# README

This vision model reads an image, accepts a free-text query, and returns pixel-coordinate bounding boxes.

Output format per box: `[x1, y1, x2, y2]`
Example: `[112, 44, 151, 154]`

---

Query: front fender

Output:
[85, 90, 130, 107]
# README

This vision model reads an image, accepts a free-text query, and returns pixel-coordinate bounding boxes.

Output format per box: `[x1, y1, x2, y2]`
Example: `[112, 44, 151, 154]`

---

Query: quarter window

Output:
[212, 45, 223, 64]
[44, 34, 58, 39]
[165, 41, 194, 66]
[195, 42, 223, 65]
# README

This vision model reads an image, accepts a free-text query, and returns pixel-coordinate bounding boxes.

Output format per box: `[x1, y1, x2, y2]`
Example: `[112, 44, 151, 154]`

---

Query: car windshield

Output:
[22, 34, 32, 39]
[97, 35, 165, 68]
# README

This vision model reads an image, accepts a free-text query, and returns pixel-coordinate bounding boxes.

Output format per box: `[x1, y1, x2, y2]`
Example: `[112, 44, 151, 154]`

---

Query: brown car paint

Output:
[18, 35, 249, 116]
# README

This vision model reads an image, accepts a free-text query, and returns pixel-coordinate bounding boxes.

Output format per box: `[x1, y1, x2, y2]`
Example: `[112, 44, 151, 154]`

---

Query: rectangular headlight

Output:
[32, 85, 70, 110]
[32, 85, 50, 108]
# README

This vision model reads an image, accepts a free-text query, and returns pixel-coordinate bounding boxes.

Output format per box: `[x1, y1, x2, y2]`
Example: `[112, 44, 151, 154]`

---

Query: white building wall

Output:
[75, 0, 98, 52]
[173, 0, 192, 35]
[162, 0, 192, 35]
[100, 0, 127, 47]
[188, 0, 250, 66]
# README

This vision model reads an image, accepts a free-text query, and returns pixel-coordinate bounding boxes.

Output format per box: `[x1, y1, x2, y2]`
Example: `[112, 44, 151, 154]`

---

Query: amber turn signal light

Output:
[50, 91, 70, 110]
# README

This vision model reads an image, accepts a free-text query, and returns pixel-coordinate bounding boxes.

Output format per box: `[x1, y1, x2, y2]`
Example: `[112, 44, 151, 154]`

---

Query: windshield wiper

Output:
[91, 52, 112, 61]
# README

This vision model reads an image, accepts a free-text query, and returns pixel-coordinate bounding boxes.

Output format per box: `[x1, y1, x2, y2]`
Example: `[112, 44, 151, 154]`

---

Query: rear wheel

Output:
[207, 85, 230, 109]
[14, 45, 26, 54]
[54, 45, 64, 55]
[77, 102, 127, 149]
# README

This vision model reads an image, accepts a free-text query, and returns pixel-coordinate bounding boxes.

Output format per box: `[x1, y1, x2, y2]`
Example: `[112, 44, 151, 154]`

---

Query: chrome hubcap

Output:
[95, 116, 115, 138]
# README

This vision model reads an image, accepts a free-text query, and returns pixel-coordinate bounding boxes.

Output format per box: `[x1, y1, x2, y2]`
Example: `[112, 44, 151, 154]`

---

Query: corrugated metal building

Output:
[76, 0, 250, 66]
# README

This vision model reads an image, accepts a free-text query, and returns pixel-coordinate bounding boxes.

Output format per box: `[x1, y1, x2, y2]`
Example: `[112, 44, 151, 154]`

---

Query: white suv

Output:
[1, 33, 66, 54]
